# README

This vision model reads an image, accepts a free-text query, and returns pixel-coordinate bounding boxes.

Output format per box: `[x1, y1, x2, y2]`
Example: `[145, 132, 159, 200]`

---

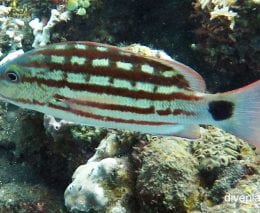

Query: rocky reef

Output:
[193, 0, 260, 92]
[136, 136, 200, 212]
[65, 146, 133, 212]
[134, 127, 259, 212]
[192, 126, 255, 171]
[0, 105, 66, 212]
[0, 103, 259, 212]
[0, 98, 258, 212]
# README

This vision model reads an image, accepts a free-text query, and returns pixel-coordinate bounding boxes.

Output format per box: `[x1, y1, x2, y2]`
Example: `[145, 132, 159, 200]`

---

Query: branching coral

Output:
[0, 5, 24, 56]
[196, 0, 238, 29]
[29, 8, 71, 48]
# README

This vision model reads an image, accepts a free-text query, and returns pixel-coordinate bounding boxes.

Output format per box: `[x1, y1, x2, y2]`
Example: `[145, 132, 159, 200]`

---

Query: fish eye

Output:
[5, 71, 19, 82]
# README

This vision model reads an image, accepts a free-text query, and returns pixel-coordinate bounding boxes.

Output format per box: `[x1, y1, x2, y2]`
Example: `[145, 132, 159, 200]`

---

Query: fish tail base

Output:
[216, 80, 260, 152]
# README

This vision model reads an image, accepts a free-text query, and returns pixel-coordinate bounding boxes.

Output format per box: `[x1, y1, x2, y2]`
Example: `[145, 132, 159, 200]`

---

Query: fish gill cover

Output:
[0, 0, 259, 212]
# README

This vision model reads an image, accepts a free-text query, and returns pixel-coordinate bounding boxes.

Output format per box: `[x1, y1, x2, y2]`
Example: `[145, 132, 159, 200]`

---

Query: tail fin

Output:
[212, 81, 260, 152]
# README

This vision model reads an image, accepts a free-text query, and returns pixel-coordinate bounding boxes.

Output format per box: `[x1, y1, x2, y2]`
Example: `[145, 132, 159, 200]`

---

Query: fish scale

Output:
[17, 42, 201, 122]
[0, 41, 259, 151]
[25, 50, 190, 88]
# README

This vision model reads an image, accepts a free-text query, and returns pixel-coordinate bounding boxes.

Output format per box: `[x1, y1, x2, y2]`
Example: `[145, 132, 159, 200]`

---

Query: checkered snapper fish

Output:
[0, 41, 259, 151]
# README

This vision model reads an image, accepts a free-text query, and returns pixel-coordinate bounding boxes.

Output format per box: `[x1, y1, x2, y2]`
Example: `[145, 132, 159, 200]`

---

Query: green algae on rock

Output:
[200, 158, 260, 211]
[190, 126, 258, 207]
[134, 126, 257, 212]
[136, 136, 201, 212]
[70, 126, 107, 147]
[66, 0, 91, 16]
[191, 126, 256, 171]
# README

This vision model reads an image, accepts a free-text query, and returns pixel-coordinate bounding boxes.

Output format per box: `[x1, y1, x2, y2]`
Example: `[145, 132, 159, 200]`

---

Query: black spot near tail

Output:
[208, 101, 234, 121]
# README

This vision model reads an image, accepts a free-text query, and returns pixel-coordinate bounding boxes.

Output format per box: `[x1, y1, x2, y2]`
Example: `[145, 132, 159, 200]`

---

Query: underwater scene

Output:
[0, 0, 259, 212]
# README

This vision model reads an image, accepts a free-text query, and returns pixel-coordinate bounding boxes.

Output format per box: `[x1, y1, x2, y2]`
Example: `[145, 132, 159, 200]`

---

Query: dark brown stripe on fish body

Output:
[48, 103, 175, 126]
[22, 77, 202, 101]
[15, 94, 196, 116]
[53, 94, 156, 114]
[156, 108, 172, 115]
[33, 48, 168, 70]
[53, 95, 196, 116]
[10, 97, 175, 125]
[22, 62, 189, 88]
[30, 46, 191, 88]
[156, 108, 196, 116]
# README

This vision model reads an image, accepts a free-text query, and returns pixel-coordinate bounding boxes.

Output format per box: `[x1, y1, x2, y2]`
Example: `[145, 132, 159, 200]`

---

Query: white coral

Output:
[43, 114, 74, 140]
[0, 5, 25, 50]
[88, 133, 120, 162]
[197, 0, 238, 29]
[64, 132, 132, 212]
[199, 0, 237, 9]
[124, 43, 173, 60]
[29, 9, 71, 48]
[210, 6, 237, 29]
[252, 0, 260, 4]
[64, 158, 126, 212]
[0, 5, 11, 16]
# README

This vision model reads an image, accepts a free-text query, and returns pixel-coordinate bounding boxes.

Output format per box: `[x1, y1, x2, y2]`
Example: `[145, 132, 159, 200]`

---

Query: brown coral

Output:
[136, 136, 201, 212]
[192, 0, 260, 92]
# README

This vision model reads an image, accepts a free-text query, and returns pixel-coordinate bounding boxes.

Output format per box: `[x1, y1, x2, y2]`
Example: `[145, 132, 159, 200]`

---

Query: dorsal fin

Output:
[154, 57, 206, 92]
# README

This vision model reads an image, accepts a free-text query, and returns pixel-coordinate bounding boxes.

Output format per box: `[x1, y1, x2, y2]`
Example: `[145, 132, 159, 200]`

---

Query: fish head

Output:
[0, 51, 59, 110]
[0, 55, 28, 101]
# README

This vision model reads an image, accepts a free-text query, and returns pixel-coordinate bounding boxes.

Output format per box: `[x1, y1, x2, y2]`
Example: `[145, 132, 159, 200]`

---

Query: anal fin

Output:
[169, 124, 201, 139]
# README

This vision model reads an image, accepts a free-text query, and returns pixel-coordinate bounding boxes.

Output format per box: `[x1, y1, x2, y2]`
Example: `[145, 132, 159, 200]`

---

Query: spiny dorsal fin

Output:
[154, 57, 206, 92]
